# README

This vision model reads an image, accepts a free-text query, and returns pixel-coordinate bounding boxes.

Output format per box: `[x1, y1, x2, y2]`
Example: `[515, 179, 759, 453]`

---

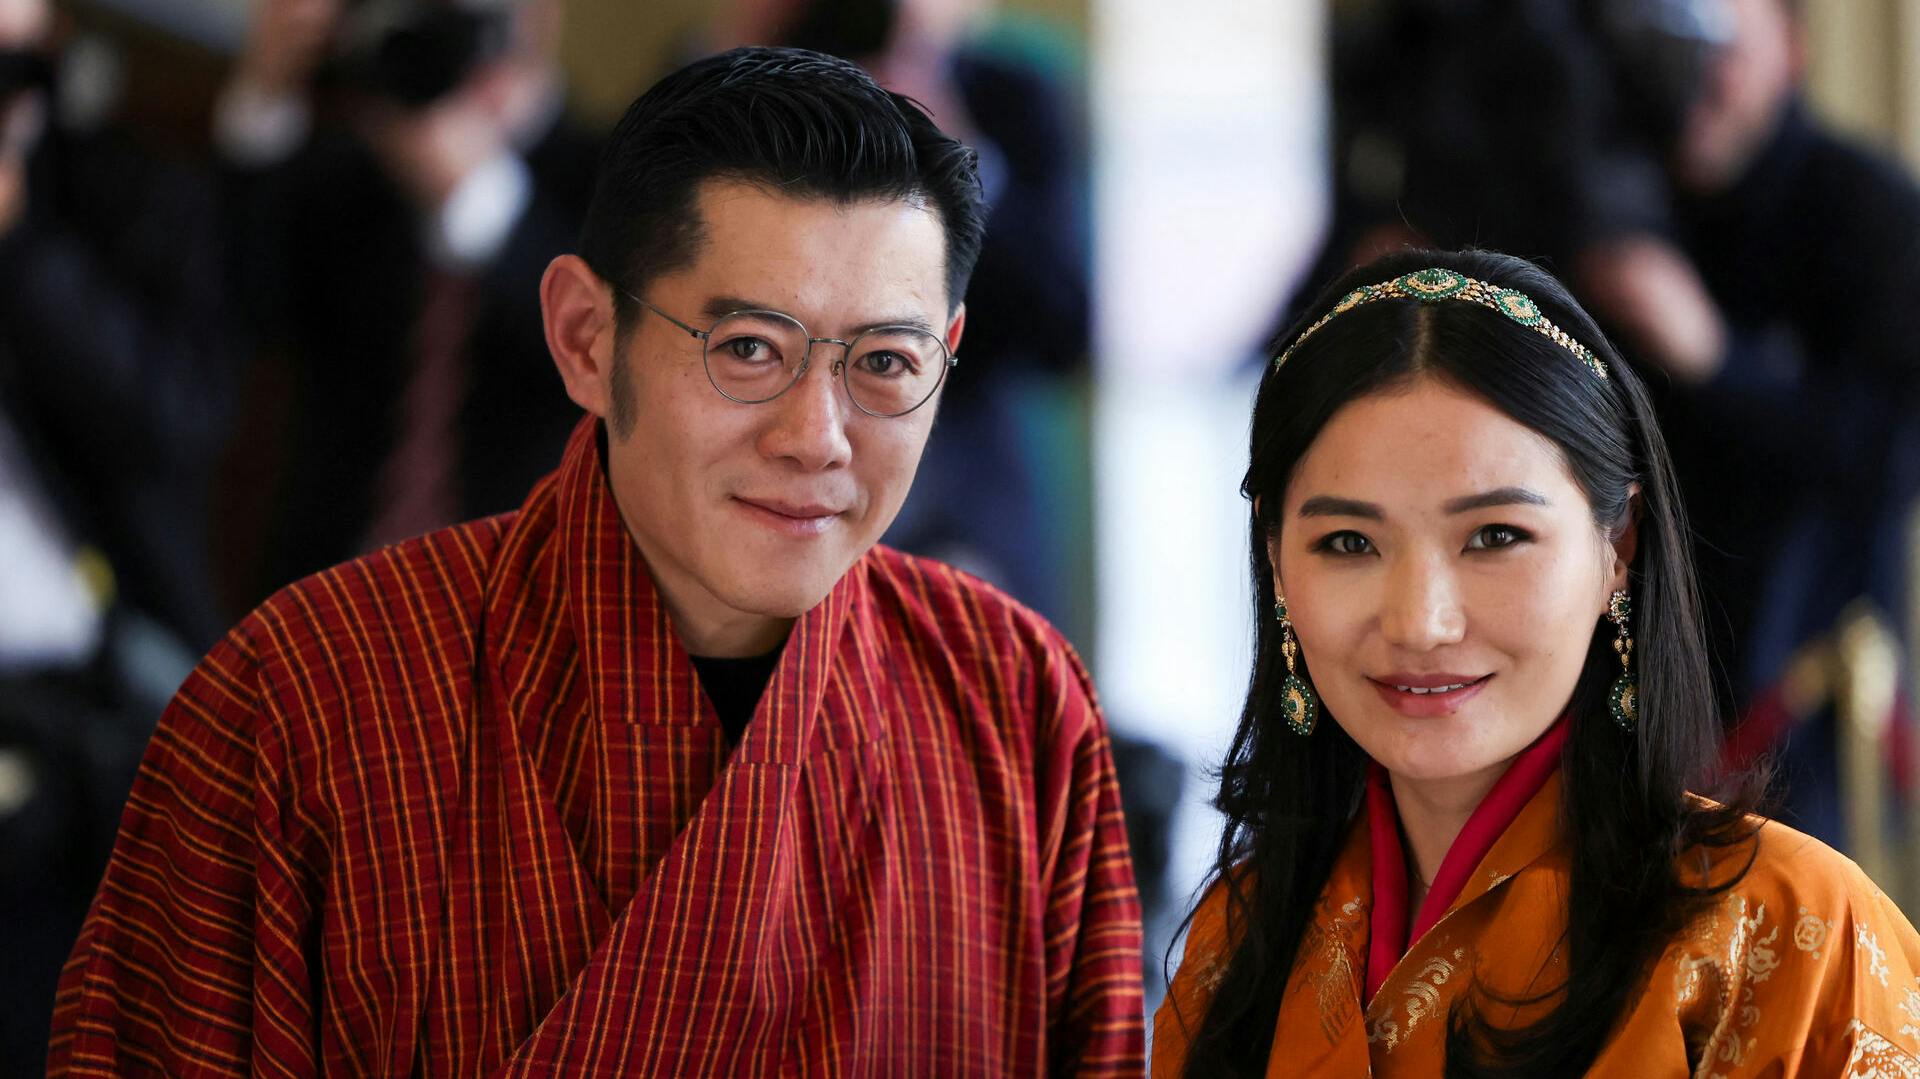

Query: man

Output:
[49, 47, 1145, 1075]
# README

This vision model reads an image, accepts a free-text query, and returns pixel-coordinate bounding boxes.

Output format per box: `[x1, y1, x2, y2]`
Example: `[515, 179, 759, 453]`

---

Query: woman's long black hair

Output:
[1174, 249, 1764, 1076]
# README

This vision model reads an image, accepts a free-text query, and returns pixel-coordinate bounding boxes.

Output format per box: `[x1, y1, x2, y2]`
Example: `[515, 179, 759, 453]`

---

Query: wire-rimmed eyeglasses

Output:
[626, 294, 957, 418]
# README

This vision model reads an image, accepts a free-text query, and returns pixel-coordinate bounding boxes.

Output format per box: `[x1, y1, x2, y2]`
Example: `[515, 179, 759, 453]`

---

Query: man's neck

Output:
[672, 607, 793, 659]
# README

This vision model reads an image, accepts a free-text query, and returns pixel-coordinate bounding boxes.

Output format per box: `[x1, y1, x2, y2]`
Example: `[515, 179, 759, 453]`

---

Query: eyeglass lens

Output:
[704, 311, 948, 416]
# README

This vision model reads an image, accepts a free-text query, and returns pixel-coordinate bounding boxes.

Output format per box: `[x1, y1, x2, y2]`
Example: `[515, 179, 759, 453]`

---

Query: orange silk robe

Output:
[1154, 772, 1920, 1077]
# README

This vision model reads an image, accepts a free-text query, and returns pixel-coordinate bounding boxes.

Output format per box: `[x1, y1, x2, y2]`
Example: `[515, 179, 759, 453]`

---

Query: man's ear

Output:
[1609, 486, 1643, 594]
[541, 254, 618, 418]
[945, 302, 966, 357]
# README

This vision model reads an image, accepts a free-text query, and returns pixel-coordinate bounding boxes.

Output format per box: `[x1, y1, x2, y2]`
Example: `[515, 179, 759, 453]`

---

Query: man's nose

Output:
[757, 350, 853, 470]
[1379, 552, 1466, 651]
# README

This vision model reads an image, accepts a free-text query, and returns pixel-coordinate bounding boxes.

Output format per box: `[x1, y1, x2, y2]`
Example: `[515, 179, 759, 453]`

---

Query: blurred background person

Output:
[1580, 0, 1920, 853]
[0, 0, 234, 1063]
[213, 0, 599, 607]
[1288, 0, 1920, 866]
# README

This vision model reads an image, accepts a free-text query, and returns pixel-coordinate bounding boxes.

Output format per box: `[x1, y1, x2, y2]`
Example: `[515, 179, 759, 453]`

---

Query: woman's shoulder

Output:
[1635, 814, 1920, 1073]
[1717, 814, 1902, 913]
[1671, 812, 1917, 961]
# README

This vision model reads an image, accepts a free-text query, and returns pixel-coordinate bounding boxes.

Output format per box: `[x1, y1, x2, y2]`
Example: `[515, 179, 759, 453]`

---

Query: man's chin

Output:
[725, 569, 848, 622]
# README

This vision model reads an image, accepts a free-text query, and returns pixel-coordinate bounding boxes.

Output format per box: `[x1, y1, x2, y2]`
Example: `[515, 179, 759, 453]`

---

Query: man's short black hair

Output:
[579, 47, 987, 322]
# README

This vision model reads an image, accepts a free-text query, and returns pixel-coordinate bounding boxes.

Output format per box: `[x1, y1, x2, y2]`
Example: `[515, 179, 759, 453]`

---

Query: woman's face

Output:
[1270, 376, 1631, 791]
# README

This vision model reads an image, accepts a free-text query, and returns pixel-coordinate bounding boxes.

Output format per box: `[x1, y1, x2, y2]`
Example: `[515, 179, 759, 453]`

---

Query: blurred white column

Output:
[1090, 0, 1327, 995]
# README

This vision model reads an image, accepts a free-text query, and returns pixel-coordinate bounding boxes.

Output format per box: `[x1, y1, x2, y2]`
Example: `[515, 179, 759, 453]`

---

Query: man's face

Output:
[0, 0, 48, 48]
[1674, 0, 1797, 192]
[602, 180, 959, 649]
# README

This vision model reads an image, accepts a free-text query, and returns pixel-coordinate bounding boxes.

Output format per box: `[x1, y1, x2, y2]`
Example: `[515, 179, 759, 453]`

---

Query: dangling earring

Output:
[1275, 595, 1319, 736]
[1607, 589, 1638, 731]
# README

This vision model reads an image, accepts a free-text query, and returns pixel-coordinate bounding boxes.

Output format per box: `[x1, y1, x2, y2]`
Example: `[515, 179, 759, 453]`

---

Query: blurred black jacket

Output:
[1667, 99, 1920, 695]
[226, 110, 598, 601]
[0, 125, 234, 650]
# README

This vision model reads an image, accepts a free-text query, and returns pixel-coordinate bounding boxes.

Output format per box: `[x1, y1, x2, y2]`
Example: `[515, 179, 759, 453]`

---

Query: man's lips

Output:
[1367, 673, 1494, 717]
[733, 495, 845, 536]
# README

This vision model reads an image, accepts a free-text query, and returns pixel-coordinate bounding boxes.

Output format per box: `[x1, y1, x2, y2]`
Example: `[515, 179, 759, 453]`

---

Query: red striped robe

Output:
[48, 418, 1145, 1076]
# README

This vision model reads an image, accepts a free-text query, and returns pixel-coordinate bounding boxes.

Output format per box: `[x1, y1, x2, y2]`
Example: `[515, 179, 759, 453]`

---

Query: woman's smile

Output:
[1367, 673, 1494, 717]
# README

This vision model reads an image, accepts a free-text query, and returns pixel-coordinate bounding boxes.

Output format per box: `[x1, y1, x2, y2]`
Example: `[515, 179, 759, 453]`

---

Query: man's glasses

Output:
[627, 295, 957, 418]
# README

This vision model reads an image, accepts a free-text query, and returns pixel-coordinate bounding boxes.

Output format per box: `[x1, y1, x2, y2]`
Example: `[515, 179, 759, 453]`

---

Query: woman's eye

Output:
[1316, 531, 1374, 556]
[1466, 524, 1530, 550]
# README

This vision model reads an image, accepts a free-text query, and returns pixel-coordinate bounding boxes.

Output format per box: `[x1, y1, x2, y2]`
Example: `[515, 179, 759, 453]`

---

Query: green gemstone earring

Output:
[1607, 590, 1638, 731]
[1275, 596, 1319, 736]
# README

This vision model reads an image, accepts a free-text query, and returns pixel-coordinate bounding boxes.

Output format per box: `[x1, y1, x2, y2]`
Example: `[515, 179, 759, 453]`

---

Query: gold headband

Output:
[1272, 267, 1608, 380]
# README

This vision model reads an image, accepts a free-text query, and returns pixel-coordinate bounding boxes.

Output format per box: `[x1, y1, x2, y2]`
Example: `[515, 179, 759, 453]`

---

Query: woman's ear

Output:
[1256, 497, 1286, 596]
[1608, 485, 1642, 594]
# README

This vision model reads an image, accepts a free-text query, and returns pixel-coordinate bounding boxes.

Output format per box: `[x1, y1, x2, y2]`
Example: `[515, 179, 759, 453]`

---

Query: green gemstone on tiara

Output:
[1399, 267, 1467, 300]
[1491, 289, 1542, 325]
[1269, 267, 1609, 380]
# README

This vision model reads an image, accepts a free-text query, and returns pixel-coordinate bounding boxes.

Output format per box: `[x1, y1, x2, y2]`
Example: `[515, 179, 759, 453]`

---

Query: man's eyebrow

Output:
[701, 297, 937, 336]
[1442, 487, 1551, 514]
[848, 314, 938, 336]
[1296, 496, 1382, 520]
[701, 296, 779, 321]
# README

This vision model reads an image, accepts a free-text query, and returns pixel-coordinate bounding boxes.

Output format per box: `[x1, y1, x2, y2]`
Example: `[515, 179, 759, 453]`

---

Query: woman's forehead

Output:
[1286, 380, 1583, 514]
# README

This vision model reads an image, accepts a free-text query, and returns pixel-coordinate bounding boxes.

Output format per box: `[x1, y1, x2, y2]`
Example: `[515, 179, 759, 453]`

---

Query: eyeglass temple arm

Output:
[625, 292, 708, 341]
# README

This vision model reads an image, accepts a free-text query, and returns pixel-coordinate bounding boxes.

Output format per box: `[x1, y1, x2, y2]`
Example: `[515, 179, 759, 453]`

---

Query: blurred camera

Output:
[323, 0, 512, 109]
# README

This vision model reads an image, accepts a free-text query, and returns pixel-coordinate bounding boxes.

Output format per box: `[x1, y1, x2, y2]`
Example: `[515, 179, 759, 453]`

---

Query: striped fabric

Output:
[49, 417, 1145, 1076]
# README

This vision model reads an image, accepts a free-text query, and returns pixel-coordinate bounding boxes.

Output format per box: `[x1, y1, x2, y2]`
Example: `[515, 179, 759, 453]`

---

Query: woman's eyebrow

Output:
[1442, 486, 1550, 514]
[1295, 487, 1549, 519]
[1296, 496, 1382, 520]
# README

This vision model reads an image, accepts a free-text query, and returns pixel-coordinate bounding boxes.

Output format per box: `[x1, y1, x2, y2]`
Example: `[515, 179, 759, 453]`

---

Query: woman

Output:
[1154, 249, 1920, 1076]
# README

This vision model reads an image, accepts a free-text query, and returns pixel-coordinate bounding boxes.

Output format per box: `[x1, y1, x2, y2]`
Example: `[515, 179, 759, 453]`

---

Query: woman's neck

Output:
[1387, 765, 1505, 896]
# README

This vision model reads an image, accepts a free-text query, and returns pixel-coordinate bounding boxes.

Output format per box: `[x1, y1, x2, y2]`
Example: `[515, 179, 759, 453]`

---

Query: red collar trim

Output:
[1362, 714, 1571, 1003]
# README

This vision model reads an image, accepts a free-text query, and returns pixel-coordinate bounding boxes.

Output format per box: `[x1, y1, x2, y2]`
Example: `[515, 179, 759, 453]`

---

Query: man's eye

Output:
[1466, 525, 1530, 550]
[721, 336, 777, 362]
[856, 350, 914, 377]
[1316, 531, 1374, 556]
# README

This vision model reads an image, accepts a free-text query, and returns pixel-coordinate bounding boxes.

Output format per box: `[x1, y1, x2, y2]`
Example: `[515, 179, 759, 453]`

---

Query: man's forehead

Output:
[668, 179, 952, 322]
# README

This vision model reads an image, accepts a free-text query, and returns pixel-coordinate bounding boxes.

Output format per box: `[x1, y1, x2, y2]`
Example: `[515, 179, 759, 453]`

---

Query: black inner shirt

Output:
[689, 644, 785, 745]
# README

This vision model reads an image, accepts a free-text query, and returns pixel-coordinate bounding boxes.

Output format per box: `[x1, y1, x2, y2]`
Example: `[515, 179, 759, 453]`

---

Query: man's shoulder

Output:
[240, 514, 516, 681]
[859, 543, 1073, 655]
[856, 545, 1100, 728]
